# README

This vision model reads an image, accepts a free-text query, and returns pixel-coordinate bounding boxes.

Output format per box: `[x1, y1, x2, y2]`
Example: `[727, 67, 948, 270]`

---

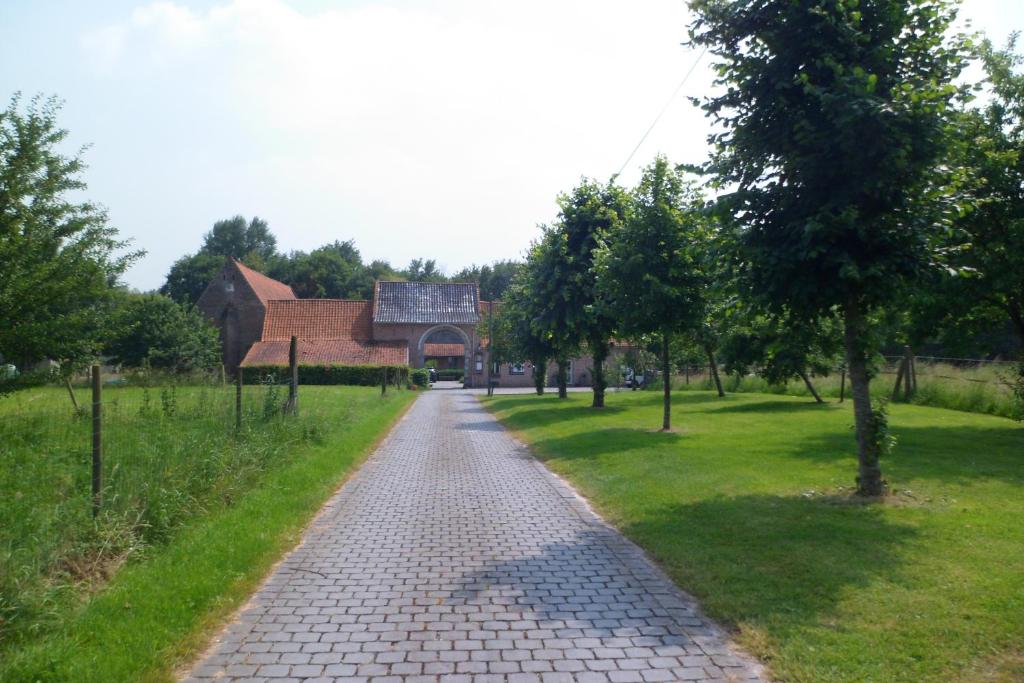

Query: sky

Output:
[2, 0, 1022, 291]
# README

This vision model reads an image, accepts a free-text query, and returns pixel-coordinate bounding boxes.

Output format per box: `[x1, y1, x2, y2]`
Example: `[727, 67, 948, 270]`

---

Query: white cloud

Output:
[75, 1, 712, 286]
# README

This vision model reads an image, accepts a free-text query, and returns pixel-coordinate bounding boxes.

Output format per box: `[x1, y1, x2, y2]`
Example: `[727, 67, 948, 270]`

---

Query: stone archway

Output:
[417, 324, 471, 382]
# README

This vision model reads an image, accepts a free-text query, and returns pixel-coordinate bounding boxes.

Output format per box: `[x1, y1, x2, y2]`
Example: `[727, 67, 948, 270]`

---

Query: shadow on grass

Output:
[779, 422, 1024, 486]
[621, 494, 917, 631]
[710, 399, 837, 414]
[530, 428, 684, 460]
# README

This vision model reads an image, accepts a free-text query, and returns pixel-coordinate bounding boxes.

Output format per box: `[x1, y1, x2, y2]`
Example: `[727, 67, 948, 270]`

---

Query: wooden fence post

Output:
[903, 345, 913, 402]
[91, 364, 102, 518]
[285, 336, 299, 415]
[839, 368, 846, 403]
[892, 356, 906, 401]
[235, 371, 243, 432]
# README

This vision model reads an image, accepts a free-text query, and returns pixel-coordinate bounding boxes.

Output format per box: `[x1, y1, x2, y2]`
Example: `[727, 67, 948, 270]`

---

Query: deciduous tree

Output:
[689, 0, 966, 494]
[597, 157, 712, 430]
[0, 94, 140, 371]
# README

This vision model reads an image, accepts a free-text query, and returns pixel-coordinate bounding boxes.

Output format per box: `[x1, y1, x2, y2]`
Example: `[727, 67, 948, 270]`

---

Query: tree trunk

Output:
[705, 344, 725, 397]
[557, 359, 568, 399]
[843, 297, 885, 497]
[1007, 299, 1024, 354]
[591, 337, 607, 408]
[532, 355, 545, 395]
[661, 331, 671, 431]
[65, 377, 81, 413]
[797, 368, 824, 403]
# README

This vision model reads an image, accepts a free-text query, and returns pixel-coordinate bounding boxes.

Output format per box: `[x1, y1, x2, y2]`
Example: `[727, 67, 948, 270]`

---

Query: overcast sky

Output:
[2, 0, 1021, 291]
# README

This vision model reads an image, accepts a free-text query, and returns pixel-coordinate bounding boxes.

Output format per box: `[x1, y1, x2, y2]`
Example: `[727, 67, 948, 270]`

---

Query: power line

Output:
[615, 47, 708, 179]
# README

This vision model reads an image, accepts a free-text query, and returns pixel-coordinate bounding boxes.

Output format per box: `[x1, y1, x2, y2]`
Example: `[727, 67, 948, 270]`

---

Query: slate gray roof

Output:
[373, 281, 480, 325]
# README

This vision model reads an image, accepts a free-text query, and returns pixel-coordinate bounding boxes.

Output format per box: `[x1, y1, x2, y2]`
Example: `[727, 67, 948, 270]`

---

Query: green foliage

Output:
[720, 309, 844, 386]
[201, 216, 277, 264]
[401, 258, 446, 282]
[451, 260, 523, 301]
[105, 292, 220, 372]
[596, 157, 710, 340]
[0, 94, 141, 369]
[930, 36, 1024, 354]
[689, 0, 967, 317]
[409, 368, 429, 386]
[161, 217, 277, 305]
[160, 251, 232, 305]
[1011, 361, 1024, 421]
[267, 240, 375, 299]
[0, 386, 412, 680]
[240, 364, 409, 386]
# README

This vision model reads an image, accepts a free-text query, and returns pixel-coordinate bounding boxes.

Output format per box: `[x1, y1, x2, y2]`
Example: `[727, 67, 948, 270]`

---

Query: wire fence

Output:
[0, 364, 404, 642]
[665, 354, 1021, 419]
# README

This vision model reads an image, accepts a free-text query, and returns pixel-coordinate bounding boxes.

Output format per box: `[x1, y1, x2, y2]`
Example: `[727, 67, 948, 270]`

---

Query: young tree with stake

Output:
[597, 157, 712, 431]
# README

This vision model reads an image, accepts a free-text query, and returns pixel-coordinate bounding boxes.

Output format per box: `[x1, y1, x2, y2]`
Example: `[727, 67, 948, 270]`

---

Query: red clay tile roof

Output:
[261, 300, 373, 341]
[423, 343, 465, 357]
[233, 259, 296, 302]
[240, 340, 408, 367]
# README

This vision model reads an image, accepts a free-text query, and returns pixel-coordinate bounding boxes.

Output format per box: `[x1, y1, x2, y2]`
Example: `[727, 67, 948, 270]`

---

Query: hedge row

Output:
[436, 369, 464, 381]
[241, 365, 410, 386]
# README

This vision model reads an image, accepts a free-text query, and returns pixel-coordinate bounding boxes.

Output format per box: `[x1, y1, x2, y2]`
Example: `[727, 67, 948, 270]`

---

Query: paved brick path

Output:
[185, 391, 765, 683]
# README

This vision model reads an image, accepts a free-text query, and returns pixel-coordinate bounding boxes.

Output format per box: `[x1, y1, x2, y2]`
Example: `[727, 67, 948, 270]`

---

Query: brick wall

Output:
[196, 260, 268, 374]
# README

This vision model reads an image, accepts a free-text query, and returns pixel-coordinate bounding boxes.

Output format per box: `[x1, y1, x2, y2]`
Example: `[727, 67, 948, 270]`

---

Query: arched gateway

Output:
[417, 324, 471, 376]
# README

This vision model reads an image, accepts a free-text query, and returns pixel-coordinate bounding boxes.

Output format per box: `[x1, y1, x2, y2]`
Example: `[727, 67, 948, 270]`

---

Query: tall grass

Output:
[670, 360, 1020, 419]
[0, 379, 356, 650]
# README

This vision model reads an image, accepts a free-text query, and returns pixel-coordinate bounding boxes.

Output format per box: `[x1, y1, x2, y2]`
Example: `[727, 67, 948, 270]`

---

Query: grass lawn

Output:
[0, 385, 415, 682]
[483, 390, 1024, 683]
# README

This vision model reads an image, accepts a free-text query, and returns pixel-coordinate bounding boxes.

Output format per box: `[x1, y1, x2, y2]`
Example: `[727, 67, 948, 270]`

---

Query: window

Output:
[510, 363, 525, 375]
[492, 361, 500, 376]
[474, 353, 483, 373]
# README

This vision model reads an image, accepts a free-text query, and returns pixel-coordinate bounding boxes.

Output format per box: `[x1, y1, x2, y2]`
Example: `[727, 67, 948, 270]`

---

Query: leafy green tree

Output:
[201, 216, 277, 264]
[527, 228, 577, 398]
[270, 241, 374, 299]
[597, 157, 712, 430]
[689, 0, 966, 494]
[161, 216, 278, 305]
[0, 94, 140, 371]
[453, 261, 524, 300]
[402, 258, 446, 282]
[941, 37, 1024, 355]
[160, 251, 225, 305]
[484, 265, 556, 395]
[105, 293, 220, 371]
[553, 178, 629, 407]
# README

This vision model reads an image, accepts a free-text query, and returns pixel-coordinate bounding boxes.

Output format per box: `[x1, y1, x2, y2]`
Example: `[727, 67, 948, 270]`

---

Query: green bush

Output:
[241, 364, 409, 386]
[410, 368, 429, 387]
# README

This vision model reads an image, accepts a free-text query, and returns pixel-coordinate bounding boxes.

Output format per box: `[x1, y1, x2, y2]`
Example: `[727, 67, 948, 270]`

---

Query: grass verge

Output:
[483, 389, 1024, 683]
[0, 386, 415, 682]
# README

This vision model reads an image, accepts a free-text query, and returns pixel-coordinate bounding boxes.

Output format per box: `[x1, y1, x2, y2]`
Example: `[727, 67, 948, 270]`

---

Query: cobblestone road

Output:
[185, 391, 765, 683]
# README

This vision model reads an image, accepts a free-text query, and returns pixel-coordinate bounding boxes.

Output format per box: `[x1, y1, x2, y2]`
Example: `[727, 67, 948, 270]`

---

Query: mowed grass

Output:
[483, 390, 1024, 683]
[0, 384, 415, 682]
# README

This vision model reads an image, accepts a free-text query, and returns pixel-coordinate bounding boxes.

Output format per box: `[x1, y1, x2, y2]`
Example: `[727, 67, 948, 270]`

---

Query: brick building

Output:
[198, 259, 621, 388]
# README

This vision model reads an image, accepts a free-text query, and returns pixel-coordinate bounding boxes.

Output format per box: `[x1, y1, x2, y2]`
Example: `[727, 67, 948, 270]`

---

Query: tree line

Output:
[487, 1, 1024, 497]
[160, 217, 522, 305]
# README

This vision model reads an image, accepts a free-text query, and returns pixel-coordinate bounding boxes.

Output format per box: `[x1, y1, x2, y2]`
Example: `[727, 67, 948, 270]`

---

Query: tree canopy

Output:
[0, 94, 140, 371]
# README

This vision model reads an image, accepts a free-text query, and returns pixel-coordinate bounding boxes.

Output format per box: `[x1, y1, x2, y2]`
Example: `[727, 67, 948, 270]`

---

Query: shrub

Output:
[240, 365, 409, 386]
[410, 368, 429, 387]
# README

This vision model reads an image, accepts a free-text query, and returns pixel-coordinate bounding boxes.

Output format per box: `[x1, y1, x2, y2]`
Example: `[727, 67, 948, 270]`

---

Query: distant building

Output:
[198, 259, 621, 388]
